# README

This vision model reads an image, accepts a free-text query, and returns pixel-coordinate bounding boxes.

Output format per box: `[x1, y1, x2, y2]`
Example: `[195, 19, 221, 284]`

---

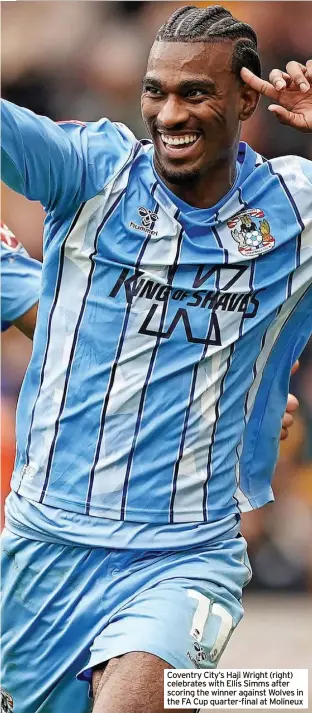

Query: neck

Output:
[155, 147, 239, 210]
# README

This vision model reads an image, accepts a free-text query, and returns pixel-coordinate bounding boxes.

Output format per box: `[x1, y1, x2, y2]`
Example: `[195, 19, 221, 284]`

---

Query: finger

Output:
[286, 393, 299, 413]
[285, 60, 310, 92]
[268, 104, 309, 130]
[240, 67, 279, 100]
[268, 69, 292, 91]
[306, 59, 312, 81]
[291, 360, 300, 376]
[280, 427, 289, 441]
[282, 412, 294, 429]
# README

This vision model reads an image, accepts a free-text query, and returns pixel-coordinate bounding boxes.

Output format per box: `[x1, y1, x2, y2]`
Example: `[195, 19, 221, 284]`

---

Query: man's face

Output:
[142, 40, 245, 185]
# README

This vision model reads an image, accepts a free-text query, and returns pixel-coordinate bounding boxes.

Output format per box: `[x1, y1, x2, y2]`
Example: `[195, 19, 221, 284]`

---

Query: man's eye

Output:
[187, 89, 207, 98]
[145, 86, 162, 96]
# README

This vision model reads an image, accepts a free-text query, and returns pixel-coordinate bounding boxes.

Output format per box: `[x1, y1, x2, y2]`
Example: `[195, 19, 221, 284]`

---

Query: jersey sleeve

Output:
[1, 100, 137, 214]
[289, 157, 312, 294]
[239, 283, 312, 510]
[1, 223, 42, 331]
[301, 157, 312, 186]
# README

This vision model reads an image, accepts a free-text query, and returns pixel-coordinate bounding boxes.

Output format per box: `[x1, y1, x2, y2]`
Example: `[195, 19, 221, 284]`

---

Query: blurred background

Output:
[1, 0, 312, 688]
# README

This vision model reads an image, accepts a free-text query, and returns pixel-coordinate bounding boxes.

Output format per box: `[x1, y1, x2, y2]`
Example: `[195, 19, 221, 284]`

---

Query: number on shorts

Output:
[187, 589, 234, 662]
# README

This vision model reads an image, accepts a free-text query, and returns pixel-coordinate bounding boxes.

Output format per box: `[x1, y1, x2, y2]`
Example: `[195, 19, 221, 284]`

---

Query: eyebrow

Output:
[142, 76, 216, 93]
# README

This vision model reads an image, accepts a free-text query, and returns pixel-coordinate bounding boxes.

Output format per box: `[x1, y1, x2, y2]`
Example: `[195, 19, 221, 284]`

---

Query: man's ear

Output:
[239, 84, 260, 122]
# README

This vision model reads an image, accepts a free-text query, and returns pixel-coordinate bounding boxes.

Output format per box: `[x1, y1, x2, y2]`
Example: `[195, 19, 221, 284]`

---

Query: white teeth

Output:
[161, 134, 198, 147]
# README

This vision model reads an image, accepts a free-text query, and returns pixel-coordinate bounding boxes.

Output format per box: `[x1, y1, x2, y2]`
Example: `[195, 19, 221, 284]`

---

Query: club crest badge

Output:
[227, 208, 275, 257]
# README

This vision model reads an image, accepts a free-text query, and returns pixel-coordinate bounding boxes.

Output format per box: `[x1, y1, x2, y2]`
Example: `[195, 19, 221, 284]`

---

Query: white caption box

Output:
[164, 669, 308, 709]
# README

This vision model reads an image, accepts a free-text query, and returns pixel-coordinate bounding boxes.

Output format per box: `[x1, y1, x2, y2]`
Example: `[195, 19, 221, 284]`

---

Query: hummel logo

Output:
[194, 642, 207, 662]
[130, 206, 158, 236]
[138, 206, 158, 228]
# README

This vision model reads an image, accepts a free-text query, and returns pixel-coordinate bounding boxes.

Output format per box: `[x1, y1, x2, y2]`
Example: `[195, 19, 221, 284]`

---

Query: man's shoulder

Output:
[57, 117, 152, 192]
[267, 154, 312, 187]
[58, 116, 139, 155]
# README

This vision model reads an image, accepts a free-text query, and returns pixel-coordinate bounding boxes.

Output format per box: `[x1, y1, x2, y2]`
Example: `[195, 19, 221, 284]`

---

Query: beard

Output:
[155, 158, 202, 185]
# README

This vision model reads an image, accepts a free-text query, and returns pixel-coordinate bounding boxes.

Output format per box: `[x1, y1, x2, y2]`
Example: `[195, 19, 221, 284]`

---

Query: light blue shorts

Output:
[1, 528, 251, 713]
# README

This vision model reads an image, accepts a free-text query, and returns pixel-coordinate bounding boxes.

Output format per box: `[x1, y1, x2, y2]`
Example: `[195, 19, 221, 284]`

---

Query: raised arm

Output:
[1, 100, 84, 212]
[1, 100, 137, 216]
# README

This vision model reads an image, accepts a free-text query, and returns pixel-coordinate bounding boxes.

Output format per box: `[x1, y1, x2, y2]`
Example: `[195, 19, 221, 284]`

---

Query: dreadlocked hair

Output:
[156, 5, 261, 80]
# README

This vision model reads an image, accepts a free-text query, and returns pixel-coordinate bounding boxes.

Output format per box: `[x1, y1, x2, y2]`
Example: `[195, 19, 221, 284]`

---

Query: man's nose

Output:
[157, 95, 189, 129]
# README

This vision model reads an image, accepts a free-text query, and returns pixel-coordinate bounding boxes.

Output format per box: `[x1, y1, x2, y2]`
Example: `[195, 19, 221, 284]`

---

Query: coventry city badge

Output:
[228, 208, 275, 258]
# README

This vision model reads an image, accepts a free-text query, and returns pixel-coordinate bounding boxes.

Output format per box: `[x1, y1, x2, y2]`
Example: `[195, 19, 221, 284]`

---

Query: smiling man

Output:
[143, 38, 251, 203]
[1, 5, 312, 713]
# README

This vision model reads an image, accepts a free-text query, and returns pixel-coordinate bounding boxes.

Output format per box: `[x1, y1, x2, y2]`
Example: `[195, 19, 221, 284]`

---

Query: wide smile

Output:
[156, 132, 203, 160]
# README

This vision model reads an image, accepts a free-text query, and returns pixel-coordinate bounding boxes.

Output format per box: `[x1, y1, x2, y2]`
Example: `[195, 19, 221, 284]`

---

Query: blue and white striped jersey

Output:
[1, 99, 312, 543]
[1, 222, 41, 331]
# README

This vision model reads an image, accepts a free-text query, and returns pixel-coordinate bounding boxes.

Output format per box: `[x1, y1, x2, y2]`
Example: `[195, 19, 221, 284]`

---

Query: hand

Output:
[280, 361, 300, 441]
[241, 61, 312, 132]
